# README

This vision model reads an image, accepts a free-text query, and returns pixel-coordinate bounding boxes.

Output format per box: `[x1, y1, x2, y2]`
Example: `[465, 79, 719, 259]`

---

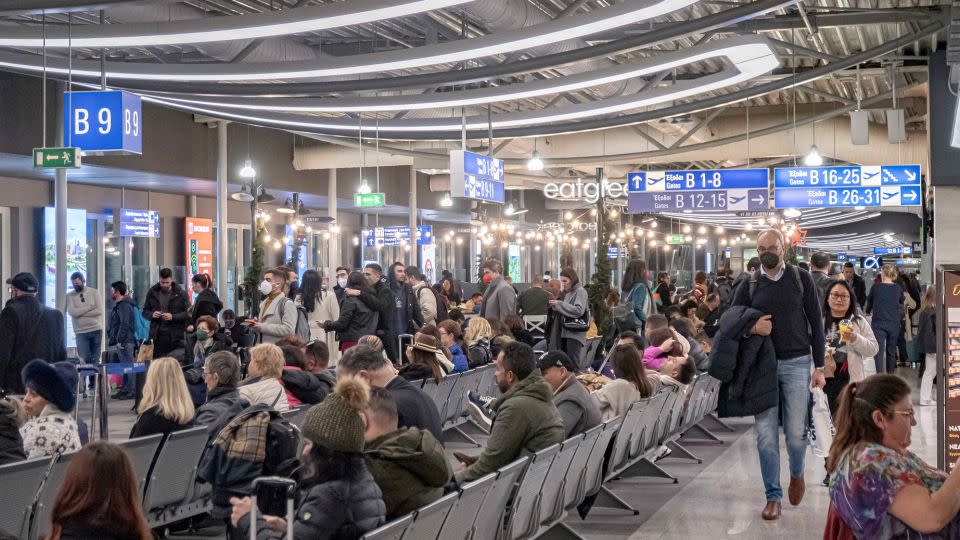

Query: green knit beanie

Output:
[301, 374, 370, 453]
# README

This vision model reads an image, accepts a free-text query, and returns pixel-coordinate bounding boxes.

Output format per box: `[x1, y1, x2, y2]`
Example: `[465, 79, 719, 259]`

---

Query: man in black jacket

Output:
[337, 344, 442, 441]
[730, 229, 825, 521]
[842, 262, 867, 310]
[348, 264, 398, 362]
[333, 266, 349, 303]
[142, 268, 191, 357]
[0, 272, 66, 394]
[387, 262, 423, 335]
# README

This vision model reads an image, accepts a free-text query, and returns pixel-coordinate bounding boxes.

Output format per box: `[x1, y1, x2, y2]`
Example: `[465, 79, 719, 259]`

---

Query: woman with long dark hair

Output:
[822, 280, 879, 415]
[440, 275, 462, 307]
[547, 267, 591, 366]
[591, 345, 654, 421]
[621, 259, 655, 335]
[298, 269, 340, 361]
[825, 374, 960, 538]
[399, 333, 446, 383]
[45, 441, 152, 540]
[322, 271, 378, 352]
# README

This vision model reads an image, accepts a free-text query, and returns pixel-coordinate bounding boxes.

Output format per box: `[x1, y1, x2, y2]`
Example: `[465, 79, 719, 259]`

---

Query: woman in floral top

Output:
[827, 374, 960, 539]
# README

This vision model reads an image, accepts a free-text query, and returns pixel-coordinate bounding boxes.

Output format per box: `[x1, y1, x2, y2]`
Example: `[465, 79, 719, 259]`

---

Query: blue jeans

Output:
[115, 342, 137, 394]
[75, 330, 102, 365]
[754, 354, 811, 502]
[872, 322, 900, 374]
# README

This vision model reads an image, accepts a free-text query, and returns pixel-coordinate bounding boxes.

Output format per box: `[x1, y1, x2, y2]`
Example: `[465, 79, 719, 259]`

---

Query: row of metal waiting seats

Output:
[360, 374, 725, 540]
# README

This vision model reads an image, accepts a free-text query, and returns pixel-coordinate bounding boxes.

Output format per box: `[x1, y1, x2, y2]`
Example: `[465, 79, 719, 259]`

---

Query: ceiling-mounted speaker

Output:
[849, 110, 869, 145]
[887, 109, 906, 144]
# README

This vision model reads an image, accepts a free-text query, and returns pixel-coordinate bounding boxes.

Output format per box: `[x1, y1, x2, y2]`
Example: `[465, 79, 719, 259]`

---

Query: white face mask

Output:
[337, 277, 347, 288]
[259, 280, 274, 296]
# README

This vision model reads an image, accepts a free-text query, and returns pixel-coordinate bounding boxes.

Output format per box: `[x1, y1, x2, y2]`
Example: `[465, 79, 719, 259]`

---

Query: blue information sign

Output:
[874, 247, 913, 255]
[63, 91, 142, 155]
[772, 165, 921, 208]
[363, 226, 433, 248]
[837, 252, 848, 262]
[118, 208, 158, 238]
[449, 150, 504, 203]
[626, 168, 769, 213]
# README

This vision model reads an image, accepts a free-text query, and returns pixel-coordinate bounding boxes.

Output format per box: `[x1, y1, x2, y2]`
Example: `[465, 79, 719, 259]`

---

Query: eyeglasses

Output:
[891, 409, 915, 420]
[829, 293, 850, 300]
[79, 293, 85, 303]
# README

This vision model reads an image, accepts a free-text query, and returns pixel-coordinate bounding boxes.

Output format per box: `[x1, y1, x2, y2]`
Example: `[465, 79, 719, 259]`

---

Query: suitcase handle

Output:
[250, 476, 297, 540]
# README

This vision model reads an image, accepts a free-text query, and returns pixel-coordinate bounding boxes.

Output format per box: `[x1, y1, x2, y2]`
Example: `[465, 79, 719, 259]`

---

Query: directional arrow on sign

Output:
[905, 170, 917, 182]
[751, 194, 766, 204]
[902, 190, 918, 202]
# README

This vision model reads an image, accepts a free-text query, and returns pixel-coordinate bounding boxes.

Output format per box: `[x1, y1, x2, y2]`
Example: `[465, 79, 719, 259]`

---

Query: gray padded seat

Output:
[360, 513, 413, 540]
[431, 373, 460, 420]
[402, 491, 458, 540]
[562, 425, 602, 510]
[0, 457, 49, 539]
[581, 418, 622, 502]
[504, 444, 559, 540]
[141, 426, 209, 523]
[608, 400, 646, 474]
[436, 472, 497, 540]
[470, 457, 528, 540]
[117, 434, 163, 501]
[538, 434, 583, 528]
[31, 450, 78, 540]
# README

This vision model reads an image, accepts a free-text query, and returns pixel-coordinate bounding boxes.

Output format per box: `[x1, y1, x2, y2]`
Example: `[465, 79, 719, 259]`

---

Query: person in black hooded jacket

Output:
[707, 305, 778, 418]
[279, 344, 328, 405]
[0, 393, 26, 465]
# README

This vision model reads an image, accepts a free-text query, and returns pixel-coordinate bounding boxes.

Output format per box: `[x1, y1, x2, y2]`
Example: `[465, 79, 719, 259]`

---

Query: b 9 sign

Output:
[63, 91, 142, 155]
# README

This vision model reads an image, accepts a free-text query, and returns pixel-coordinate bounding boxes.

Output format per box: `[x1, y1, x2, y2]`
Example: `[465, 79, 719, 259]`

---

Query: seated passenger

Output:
[399, 333, 445, 383]
[464, 317, 494, 368]
[183, 315, 234, 407]
[279, 344, 326, 406]
[232, 375, 386, 539]
[671, 317, 710, 372]
[438, 320, 469, 373]
[362, 387, 451, 520]
[0, 393, 26, 465]
[130, 357, 195, 439]
[238, 343, 290, 412]
[538, 351, 601, 437]
[337, 345, 442, 441]
[415, 325, 455, 375]
[504, 314, 536, 348]
[826, 374, 960, 538]
[455, 342, 564, 483]
[304, 340, 337, 398]
[657, 355, 697, 390]
[19, 360, 80, 458]
[593, 345, 655, 422]
[641, 328, 680, 371]
[194, 351, 245, 428]
[45, 441, 152, 540]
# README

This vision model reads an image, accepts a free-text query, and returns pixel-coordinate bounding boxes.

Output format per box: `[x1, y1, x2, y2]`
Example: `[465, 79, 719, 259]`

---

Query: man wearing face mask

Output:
[142, 268, 191, 358]
[346, 264, 398, 362]
[246, 267, 298, 344]
[65, 272, 103, 368]
[480, 259, 517, 322]
[333, 266, 350, 303]
[730, 229, 825, 521]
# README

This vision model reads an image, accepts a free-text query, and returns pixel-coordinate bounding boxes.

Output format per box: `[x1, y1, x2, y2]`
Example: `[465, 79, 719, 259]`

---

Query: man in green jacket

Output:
[456, 341, 565, 483]
[363, 386, 452, 519]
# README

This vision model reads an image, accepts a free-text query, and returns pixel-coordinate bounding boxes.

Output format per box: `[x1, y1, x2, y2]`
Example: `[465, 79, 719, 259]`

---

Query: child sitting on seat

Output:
[641, 328, 683, 371]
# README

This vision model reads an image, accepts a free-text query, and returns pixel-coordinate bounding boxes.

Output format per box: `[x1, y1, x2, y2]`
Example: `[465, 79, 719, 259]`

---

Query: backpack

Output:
[717, 281, 734, 310]
[422, 286, 450, 323]
[281, 297, 311, 344]
[262, 413, 300, 478]
[134, 310, 151, 342]
[748, 264, 804, 301]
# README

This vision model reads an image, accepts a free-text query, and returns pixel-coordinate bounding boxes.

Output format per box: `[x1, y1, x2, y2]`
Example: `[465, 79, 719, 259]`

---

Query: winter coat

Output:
[281, 367, 328, 405]
[358, 279, 396, 338]
[398, 362, 439, 384]
[130, 405, 194, 439]
[142, 282, 191, 343]
[553, 375, 601, 438]
[413, 282, 438, 326]
[363, 427, 452, 520]
[299, 291, 340, 362]
[490, 334, 514, 360]
[827, 315, 879, 383]
[385, 376, 443, 442]
[65, 286, 103, 334]
[593, 379, 644, 422]
[547, 285, 590, 347]
[459, 371, 564, 483]
[324, 296, 378, 343]
[480, 276, 517, 322]
[388, 278, 424, 335]
[449, 344, 469, 374]
[257, 293, 297, 345]
[108, 297, 138, 346]
[0, 295, 67, 394]
[190, 288, 223, 328]
[193, 386, 245, 430]
[187, 331, 233, 366]
[0, 400, 25, 465]
[707, 306, 778, 418]
[237, 461, 386, 540]
[238, 376, 290, 412]
[20, 405, 80, 459]
[467, 338, 493, 368]
[918, 308, 937, 356]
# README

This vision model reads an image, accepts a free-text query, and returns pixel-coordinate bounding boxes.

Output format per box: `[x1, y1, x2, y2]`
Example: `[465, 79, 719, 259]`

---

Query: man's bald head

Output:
[757, 228, 785, 248]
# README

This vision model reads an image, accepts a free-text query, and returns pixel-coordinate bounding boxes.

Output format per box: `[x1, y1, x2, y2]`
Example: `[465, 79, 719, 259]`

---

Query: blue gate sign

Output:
[63, 91, 142, 155]
[628, 188, 768, 213]
[773, 185, 920, 209]
[874, 246, 913, 255]
[118, 208, 159, 238]
[837, 252, 847, 262]
[772, 165, 921, 209]
[449, 150, 504, 204]
[362, 225, 433, 248]
[627, 168, 768, 192]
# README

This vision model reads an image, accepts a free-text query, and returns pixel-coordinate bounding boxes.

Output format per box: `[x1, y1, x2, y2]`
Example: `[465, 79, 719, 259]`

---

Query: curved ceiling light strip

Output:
[137, 40, 778, 133]
[0, 0, 474, 48]
[0, 0, 698, 81]
[140, 36, 772, 113]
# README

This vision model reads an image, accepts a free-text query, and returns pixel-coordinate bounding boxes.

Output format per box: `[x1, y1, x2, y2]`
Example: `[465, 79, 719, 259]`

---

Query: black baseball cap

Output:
[537, 351, 576, 372]
[6, 272, 38, 293]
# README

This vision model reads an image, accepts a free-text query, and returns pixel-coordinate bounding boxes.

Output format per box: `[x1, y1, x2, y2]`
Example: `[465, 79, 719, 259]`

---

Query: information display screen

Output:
[626, 168, 769, 213]
[773, 165, 921, 208]
[119, 208, 159, 238]
[362, 226, 433, 248]
[449, 150, 505, 203]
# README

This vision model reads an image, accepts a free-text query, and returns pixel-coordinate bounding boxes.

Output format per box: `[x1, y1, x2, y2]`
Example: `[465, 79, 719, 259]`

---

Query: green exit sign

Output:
[668, 234, 686, 245]
[33, 147, 81, 169]
[354, 192, 385, 208]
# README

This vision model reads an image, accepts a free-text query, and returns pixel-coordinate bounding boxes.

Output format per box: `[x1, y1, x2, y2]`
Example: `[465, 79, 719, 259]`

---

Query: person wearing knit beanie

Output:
[302, 374, 370, 453]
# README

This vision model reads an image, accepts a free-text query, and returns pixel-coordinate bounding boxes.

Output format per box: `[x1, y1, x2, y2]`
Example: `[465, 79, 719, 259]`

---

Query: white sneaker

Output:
[919, 400, 935, 406]
[467, 401, 493, 432]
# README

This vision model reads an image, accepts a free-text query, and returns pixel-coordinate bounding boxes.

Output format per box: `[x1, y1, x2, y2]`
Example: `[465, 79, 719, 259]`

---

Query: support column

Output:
[187, 194, 197, 217]
[55, 86, 67, 313]
[328, 169, 338, 274]
[409, 166, 418, 266]
[216, 121, 229, 293]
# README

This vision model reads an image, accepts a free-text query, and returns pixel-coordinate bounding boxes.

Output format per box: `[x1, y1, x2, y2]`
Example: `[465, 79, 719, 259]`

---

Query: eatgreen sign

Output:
[33, 147, 81, 169]
[354, 192, 385, 208]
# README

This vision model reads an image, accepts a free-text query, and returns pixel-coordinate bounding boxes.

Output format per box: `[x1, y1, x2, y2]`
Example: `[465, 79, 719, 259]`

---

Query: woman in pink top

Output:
[642, 327, 682, 370]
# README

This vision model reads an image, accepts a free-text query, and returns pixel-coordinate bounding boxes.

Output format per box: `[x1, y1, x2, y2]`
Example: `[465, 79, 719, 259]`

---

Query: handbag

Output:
[136, 339, 154, 363]
[809, 388, 835, 458]
[562, 309, 590, 332]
